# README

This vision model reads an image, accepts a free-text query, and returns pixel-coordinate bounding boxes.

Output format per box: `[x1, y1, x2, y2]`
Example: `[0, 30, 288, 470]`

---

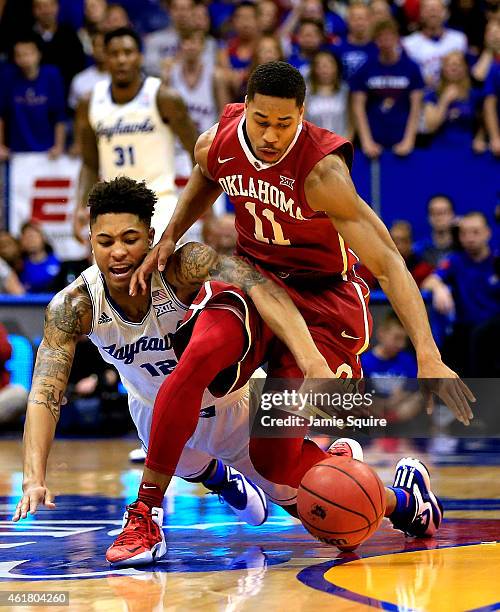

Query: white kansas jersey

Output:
[81, 264, 245, 449]
[89, 77, 175, 197]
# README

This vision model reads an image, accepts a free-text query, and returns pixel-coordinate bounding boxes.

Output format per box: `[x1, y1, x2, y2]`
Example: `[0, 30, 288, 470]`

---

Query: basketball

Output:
[297, 456, 386, 550]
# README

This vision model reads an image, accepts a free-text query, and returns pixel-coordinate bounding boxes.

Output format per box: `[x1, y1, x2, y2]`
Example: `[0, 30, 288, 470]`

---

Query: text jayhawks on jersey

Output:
[218, 175, 306, 220]
[102, 334, 175, 365]
[94, 117, 155, 142]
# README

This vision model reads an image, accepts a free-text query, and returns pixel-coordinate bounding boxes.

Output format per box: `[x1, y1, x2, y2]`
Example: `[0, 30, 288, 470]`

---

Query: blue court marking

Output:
[440, 499, 500, 511]
[467, 604, 500, 612]
[297, 524, 500, 610]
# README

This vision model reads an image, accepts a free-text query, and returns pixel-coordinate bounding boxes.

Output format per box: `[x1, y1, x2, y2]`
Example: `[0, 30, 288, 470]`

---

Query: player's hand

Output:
[418, 359, 475, 425]
[130, 237, 176, 296]
[73, 207, 90, 245]
[12, 484, 56, 521]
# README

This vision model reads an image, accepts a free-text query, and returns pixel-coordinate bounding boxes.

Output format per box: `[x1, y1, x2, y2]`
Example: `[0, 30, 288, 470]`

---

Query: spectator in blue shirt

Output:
[423, 212, 500, 375]
[351, 18, 424, 158]
[424, 51, 483, 150]
[332, 2, 378, 82]
[0, 36, 66, 160]
[19, 222, 61, 294]
[415, 195, 457, 266]
[484, 58, 500, 156]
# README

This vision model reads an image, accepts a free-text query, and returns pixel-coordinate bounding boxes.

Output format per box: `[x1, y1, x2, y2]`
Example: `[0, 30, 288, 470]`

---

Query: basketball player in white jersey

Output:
[14, 177, 359, 566]
[73, 27, 198, 242]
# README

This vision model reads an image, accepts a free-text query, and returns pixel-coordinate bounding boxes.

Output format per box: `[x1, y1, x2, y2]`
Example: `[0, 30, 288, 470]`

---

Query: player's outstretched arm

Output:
[167, 242, 332, 378]
[12, 280, 92, 521]
[130, 125, 223, 295]
[305, 154, 475, 424]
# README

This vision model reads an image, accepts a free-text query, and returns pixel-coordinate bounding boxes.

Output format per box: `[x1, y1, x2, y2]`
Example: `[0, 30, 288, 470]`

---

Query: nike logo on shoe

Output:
[341, 330, 361, 340]
[218, 156, 235, 164]
[142, 484, 157, 489]
[126, 546, 142, 553]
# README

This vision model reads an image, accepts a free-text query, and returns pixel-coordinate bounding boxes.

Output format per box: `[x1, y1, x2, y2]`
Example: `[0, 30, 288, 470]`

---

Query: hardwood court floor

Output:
[0, 439, 499, 611]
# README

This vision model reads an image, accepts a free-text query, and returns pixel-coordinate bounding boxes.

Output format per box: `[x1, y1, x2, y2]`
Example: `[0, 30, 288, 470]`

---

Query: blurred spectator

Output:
[0, 323, 29, 426]
[363, 310, 418, 379]
[78, 0, 108, 58]
[402, 0, 467, 87]
[333, 2, 378, 82]
[362, 310, 421, 452]
[19, 221, 61, 293]
[69, 32, 109, 111]
[252, 35, 285, 68]
[369, 0, 393, 28]
[219, 2, 260, 87]
[448, 0, 487, 53]
[0, 230, 24, 276]
[191, 2, 219, 66]
[280, 0, 346, 46]
[416, 195, 457, 266]
[423, 51, 483, 149]
[471, 16, 500, 85]
[168, 30, 221, 182]
[351, 19, 424, 157]
[288, 18, 327, 78]
[484, 56, 500, 155]
[390, 220, 434, 286]
[0, 36, 66, 160]
[202, 214, 237, 256]
[143, 0, 197, 77]
[257, 0, 280, 35]
[101, 2, 130, 32]
[306, 51, 351, 138]
[0, 257, 25, 295]
[31, 0, 86, 94]
[423, 212, 500, 375]
[60, 336, 130, 435]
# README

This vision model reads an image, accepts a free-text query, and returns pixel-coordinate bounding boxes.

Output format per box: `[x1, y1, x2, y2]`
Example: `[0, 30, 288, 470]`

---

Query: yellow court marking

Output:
[324, 543, 500, 612]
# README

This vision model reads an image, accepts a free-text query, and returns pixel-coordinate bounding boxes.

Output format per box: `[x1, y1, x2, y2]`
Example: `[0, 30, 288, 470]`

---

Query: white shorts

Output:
[142, 386, 297, 507]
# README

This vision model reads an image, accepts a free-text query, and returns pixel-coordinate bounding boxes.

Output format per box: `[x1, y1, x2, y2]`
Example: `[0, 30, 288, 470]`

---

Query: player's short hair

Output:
[88, 177, 156, 227]
[247, 61, 306, 107]
[104, 27, 142, 51]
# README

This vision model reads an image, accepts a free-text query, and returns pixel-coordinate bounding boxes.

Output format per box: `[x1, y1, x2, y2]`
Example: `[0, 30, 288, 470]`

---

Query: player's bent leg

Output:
[387, 457, 443, 537]
[106, 501, 166, 567]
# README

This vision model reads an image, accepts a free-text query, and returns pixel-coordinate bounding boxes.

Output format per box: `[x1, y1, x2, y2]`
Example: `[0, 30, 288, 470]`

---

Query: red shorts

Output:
[172, 265, 372, 395]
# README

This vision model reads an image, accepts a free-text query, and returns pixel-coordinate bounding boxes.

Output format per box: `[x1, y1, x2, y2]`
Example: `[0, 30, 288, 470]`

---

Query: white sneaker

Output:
[207, 466, 268, 527]
[129, 447, 147, 463]
[327, 437, 364, 461]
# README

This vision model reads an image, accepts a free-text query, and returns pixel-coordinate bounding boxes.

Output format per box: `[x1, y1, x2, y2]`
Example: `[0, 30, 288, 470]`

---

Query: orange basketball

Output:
[297, 455, 386, 550]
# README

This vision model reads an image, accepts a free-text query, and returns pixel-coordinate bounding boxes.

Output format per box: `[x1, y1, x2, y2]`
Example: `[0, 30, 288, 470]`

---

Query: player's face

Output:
[91, 213, 153, 291]
[106, 36, 142, 87]
[245, 94, 304, 163]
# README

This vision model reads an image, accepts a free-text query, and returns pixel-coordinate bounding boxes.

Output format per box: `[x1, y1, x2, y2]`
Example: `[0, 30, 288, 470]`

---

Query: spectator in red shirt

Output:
[0, 323, 29, 425]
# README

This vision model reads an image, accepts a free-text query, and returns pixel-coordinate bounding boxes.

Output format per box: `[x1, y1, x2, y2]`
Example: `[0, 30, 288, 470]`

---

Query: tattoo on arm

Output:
[174, 243, 268, 293]
[29, 283, 91, 422]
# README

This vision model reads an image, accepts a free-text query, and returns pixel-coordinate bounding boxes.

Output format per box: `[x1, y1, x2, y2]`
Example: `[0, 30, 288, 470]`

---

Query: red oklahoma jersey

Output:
[207, 103, 358, 275]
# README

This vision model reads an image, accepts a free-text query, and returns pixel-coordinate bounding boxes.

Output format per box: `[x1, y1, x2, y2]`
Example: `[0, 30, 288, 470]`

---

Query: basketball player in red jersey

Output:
[108, 62, 474, 565]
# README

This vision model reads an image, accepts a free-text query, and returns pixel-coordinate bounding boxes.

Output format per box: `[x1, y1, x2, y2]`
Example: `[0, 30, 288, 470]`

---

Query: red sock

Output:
[145, 308, 245, 475]
[137, 481, 164, 509]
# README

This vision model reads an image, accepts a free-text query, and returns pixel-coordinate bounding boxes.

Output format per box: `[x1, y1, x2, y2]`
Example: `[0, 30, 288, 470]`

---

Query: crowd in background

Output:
[0, 0, 498, 433]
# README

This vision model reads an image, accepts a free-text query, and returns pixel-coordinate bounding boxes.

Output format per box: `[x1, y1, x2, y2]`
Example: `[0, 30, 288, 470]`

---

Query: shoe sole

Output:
[107, 536, 167, 568]
[330, 438, 364, 462]
[395, 457, 443, 534]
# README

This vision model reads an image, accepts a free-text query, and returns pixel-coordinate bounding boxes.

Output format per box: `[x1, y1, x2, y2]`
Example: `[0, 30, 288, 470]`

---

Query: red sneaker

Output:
[327, 438, 364, 461]
[106, 500, 166, 567]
